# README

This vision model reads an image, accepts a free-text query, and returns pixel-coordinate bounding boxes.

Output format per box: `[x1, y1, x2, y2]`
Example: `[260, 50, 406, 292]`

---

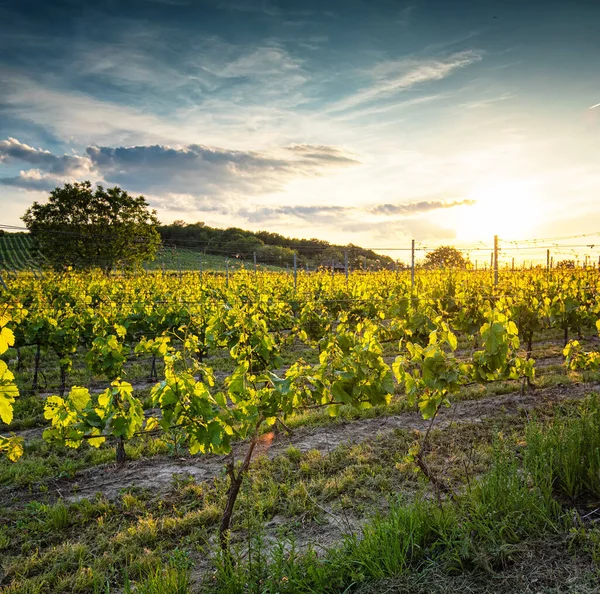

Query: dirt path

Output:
[2, 380, 598, 505]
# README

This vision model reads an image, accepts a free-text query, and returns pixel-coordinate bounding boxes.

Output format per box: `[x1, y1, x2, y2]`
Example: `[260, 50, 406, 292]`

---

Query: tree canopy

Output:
[22, 181, 161, 271]
[423, 246, 468, 269]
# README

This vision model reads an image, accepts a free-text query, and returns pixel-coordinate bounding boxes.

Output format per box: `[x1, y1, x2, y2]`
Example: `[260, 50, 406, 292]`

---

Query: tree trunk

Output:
[32, 342, 41, 393]
[59, 364, 67, 397]
[219, 439, 258, 555]
[116, 436, 126, 465]
[150, 354, 157, 381]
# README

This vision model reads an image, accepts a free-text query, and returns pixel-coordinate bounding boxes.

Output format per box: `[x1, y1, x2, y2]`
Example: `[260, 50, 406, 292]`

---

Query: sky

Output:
[1, 0, 599, 256]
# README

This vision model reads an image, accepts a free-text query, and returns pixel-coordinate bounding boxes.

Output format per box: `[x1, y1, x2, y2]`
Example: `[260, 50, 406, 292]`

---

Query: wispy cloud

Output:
[238, 198, 474, 223]
[371, 199, 475, 215]
[325, 50, 483, 114]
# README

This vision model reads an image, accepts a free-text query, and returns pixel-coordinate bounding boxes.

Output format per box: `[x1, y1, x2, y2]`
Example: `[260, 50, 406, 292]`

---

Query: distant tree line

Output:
[159, 221, 396, 269]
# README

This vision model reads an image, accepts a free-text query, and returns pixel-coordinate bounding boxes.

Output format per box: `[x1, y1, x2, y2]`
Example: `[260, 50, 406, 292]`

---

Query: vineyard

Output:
[2, 267, 600, 592]
[0, 232, 282, 275]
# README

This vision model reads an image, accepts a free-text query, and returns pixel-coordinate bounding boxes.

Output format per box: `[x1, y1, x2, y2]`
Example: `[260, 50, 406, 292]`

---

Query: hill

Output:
[159, 222, 397, 270]
[0, 233, 283, 272]
[0, 225, 397, 272]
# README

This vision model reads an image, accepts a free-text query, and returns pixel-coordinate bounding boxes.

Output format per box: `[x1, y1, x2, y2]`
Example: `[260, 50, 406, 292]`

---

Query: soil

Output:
[2, 380, 598, 506]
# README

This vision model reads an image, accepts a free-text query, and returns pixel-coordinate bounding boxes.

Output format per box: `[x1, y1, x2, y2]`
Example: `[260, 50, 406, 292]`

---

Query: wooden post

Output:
[344, 250, 348, 287]
[493, 235, 498, 286]
[293, 253, 297, 292]
[546, 249, 550, 271]
[226, 259, 229, 288]
[331, 258, 335, 287]
[410, 239, 415, 293]
[253, 251, 257, 275]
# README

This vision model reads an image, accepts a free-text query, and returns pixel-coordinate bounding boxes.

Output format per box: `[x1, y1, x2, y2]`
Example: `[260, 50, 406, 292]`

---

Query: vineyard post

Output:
[0, 274, 7, 291]
[363, 255, 367, 271]
[344, 250, 348, 287]
[546, 249, 550, 272]
[331, 259, 334, 288]
[199, 260, 202, 285]
[512, 257, 514, 271]
[293, 253, 297, 292]
[226, 259, 229, 287]
[410, 239, 415, 293]
[493, 235, 499, 286]
[475, 260, 477, 271]
[253, 251, 257, 275]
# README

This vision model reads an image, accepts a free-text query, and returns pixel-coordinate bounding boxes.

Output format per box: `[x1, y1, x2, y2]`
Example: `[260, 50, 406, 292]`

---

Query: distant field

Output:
[0, 233, 284, 272]
[0, 233, 45, 271]
[146, 247, 285, 272]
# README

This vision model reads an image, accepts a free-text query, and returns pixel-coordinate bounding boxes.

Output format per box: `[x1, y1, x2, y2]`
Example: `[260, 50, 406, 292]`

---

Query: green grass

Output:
[141, 247, 285, 272]
[3, 395, 600, 593]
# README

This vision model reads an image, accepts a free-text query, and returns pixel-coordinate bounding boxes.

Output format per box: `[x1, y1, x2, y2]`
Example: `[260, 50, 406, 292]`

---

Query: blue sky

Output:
[1, 0, 599, 249]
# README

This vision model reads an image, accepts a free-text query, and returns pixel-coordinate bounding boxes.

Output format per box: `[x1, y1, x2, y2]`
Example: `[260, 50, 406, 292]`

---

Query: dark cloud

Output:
[0, 137, 88, 175]
[86, 142, 359, 195]
[0, 170, 59, 191]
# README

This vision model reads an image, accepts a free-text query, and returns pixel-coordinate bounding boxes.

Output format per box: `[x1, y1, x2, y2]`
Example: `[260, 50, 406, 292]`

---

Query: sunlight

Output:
[455, 180, 540, 242]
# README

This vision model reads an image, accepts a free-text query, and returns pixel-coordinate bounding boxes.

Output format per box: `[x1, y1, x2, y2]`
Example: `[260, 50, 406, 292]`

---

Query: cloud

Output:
[85, 142, 359, 196]
[0, 137, 90, 175]
[371, 199, 475, 216]
[238, 198, 474, 224]
[326, 50, 483, 114]
[239, 204, 349, 223]
[0, 137, 359, 206]
[0, 169, 62, 191]
[589, 102, 600, 110]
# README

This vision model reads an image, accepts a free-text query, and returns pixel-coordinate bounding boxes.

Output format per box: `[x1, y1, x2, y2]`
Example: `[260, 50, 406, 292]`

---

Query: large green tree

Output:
[22, 181, 161, 271]
[423, 246, 467, 269]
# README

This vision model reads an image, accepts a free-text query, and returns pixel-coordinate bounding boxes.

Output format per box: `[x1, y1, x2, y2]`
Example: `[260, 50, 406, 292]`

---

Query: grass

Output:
[3, 393, 600, 593]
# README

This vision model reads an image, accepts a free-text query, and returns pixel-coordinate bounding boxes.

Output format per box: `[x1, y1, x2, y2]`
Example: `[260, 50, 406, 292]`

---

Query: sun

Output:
[454, 180, 540, 242]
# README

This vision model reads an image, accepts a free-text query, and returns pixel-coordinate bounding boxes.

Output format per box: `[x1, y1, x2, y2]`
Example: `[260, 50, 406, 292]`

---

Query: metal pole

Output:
[410, 239, 415, 293]
[493, 235, 499, 286]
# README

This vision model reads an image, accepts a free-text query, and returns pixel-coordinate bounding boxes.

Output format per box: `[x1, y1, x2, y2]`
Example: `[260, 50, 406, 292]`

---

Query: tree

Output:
[22, 181, 161, 271]
[423, 246, 467, 270]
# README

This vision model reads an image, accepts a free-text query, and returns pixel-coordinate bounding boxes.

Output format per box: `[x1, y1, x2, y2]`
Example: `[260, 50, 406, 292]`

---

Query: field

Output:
[2, 268, 600, 593]
[0, 233, 280, 273]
